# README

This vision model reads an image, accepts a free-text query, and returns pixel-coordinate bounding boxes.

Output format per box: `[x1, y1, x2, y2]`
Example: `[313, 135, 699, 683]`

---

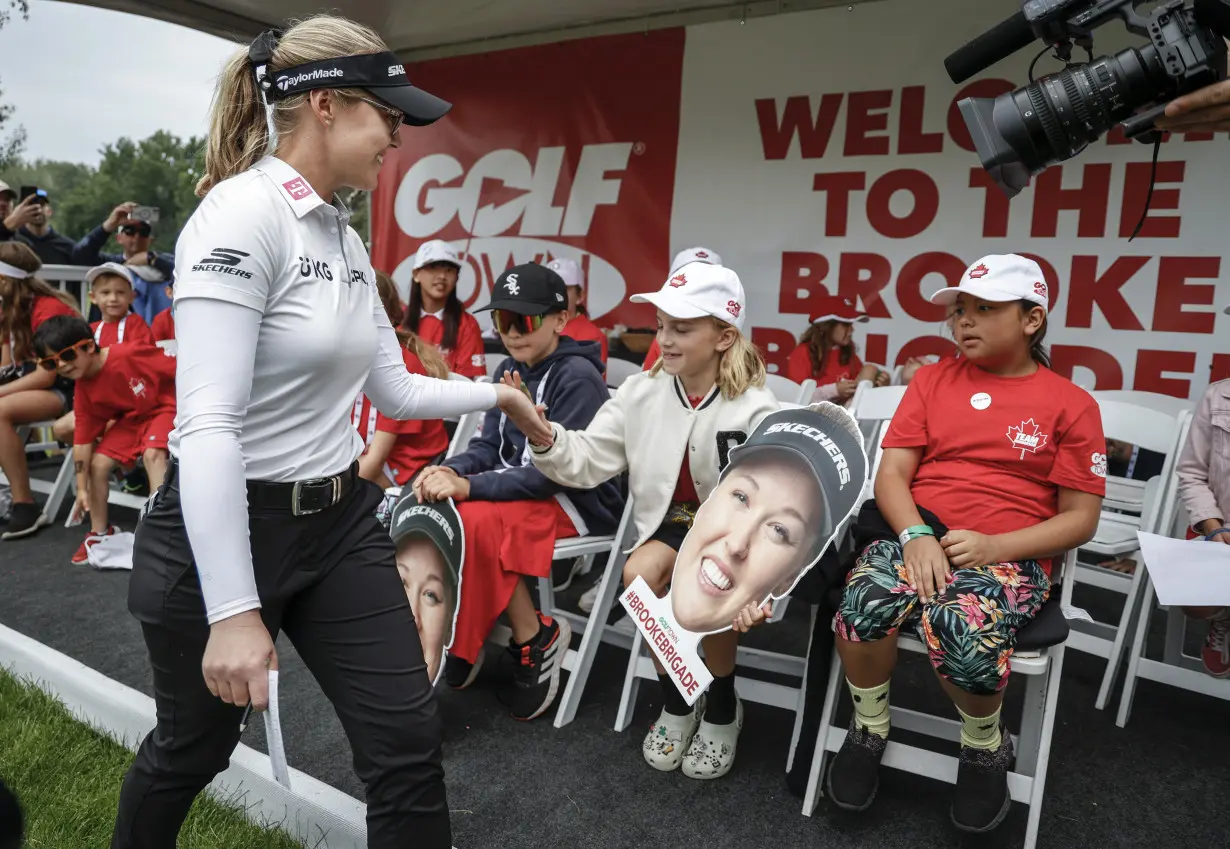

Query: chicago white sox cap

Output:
[669, 246, 722, 275]
[930, 254, 1049, 312]
[631, 262, 746, 332]
[413, 239, 461, 271]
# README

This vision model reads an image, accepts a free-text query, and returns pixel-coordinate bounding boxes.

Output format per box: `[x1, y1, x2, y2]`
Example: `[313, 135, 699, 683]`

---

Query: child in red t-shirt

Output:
[354, 272, 451, 489]
[400, 240, 486, 378]
[825, 254, 1105, 831]
[151, 282, 175, 341]
[85, 263, 155, 348]
[33, 315, 176, 565]
[785, 294, 884, 403]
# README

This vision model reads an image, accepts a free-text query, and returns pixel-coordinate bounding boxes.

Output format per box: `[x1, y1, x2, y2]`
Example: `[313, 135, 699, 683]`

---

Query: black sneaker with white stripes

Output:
[507, 612, 571, 721]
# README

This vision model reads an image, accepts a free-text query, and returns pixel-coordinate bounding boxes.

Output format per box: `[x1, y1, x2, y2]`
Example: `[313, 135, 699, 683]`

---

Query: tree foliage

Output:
[0, 1, 30, 170]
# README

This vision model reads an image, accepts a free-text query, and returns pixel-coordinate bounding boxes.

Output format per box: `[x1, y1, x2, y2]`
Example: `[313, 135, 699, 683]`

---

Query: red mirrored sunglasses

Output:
[491, 310, 547, 335]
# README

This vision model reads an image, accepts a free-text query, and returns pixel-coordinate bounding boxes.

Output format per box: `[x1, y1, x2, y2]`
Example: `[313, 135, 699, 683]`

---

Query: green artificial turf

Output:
[0, 666, 311, 848]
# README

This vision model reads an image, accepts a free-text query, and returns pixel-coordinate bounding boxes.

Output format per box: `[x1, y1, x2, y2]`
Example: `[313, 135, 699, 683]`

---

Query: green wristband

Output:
[898, 525, 935, 547]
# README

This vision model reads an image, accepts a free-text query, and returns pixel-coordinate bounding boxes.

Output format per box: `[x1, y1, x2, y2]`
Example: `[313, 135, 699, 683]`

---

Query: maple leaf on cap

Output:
[668, 273, 687, 288]
[968, 263, 989, 279]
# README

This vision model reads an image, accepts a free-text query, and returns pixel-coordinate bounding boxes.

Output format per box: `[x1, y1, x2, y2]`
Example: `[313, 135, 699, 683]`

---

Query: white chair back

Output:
[485, 355, 507, 383]
[763, 373, 816, 405]
[1093, 396, 1186, 455]
[848, 384, 908, 422]
[605, 357, 640, 389]
[1093, 389, 1193, 418]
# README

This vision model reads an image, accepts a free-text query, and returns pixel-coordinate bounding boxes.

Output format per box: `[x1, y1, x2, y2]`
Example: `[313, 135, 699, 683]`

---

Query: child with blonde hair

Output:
[530, 261, 779, 779]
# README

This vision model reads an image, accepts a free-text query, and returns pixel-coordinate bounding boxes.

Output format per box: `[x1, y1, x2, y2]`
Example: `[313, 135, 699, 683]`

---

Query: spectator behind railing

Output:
[1174, 373, 1230, 677]
[0, 185, 76, 264]
[32, 315, 176, 566]
[71, 202, 174, 324]
[0, 243, 81, 539]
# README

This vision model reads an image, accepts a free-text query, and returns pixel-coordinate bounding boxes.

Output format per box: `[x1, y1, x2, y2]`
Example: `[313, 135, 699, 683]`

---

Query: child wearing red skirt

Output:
[412, 263, 624, 721]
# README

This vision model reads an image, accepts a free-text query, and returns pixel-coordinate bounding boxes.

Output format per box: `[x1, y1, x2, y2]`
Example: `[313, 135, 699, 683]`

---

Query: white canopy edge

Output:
[52, 0, 885, 61]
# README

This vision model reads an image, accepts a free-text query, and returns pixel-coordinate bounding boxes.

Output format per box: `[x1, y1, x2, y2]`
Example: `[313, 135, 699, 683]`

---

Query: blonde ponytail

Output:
[196, 14, 389, 198]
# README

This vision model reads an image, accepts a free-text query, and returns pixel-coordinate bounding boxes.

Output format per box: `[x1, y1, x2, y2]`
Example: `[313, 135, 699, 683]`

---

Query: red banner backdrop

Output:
[371, 30, 685, 329]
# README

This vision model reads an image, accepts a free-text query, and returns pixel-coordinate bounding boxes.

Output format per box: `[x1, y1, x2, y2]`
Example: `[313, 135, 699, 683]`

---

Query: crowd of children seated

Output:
[4, 235, 1228, 837]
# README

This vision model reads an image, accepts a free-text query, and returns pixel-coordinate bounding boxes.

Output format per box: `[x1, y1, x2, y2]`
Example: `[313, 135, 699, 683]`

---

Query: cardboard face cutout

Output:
[621, 402, 869, 704]
[389, 492, 466, 686]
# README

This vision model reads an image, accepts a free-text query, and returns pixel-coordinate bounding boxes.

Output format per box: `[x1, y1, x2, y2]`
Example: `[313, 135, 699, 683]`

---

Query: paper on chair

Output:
[1136, 531, 1230, 607]
[263, 669, 292, 790]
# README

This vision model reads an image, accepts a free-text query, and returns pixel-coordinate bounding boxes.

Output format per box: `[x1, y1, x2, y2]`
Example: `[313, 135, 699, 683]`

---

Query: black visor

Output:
[266, 51, 451, 127]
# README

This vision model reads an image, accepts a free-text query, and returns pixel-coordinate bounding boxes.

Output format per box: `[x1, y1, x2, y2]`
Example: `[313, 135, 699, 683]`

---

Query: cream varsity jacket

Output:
[530, 371, 779, 551]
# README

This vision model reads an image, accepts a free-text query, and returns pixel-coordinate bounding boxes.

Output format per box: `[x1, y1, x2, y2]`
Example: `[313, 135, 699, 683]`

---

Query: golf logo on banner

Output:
[621, 403, 870, 704]
[389, 492, 466, 686]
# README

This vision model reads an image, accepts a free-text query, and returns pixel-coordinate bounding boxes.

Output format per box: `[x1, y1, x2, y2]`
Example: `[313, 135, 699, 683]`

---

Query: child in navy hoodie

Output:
[413, 263, 624, 720]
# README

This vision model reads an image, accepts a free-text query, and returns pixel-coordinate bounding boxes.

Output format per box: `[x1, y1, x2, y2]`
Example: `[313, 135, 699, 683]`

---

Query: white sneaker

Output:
[682, 698, 744, 780]
[642, 697, 704, 772]
[578, 581, 600, 613]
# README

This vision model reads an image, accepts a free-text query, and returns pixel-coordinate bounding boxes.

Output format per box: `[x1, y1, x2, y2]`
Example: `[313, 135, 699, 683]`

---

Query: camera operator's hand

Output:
[1156, 79, 1230, 133]
[4, 195, 41, 233]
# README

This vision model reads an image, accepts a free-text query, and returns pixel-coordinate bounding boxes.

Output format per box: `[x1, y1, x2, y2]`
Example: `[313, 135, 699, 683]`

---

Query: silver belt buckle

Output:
[291, 476, 342, 517]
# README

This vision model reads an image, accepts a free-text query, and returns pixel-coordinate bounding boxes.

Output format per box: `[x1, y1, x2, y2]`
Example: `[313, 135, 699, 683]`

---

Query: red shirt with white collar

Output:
[415, 310, 486, 378]
[73, 343, 177, 445]
[91, 314, 154, 348]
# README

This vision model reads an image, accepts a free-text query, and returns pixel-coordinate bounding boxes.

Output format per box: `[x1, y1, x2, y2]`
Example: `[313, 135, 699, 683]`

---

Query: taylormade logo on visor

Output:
[764, 422, 852, 488]
[276, 67, 344, 91]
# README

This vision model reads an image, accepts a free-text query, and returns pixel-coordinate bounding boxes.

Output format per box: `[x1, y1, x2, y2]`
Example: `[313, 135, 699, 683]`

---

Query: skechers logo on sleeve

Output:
[192, 248, 253, 279]
[298, 256, 334, 281]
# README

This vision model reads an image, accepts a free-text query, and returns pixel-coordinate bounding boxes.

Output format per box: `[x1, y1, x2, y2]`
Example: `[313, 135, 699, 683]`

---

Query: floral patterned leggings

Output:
[834, 540, 1051, 695]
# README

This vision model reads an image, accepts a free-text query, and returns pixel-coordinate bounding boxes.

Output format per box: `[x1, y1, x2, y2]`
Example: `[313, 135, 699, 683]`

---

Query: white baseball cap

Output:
[930, 254, 1049, 312]
[669, 246, 722, 275]
[85, 262, 134, 287]
[0, 180, 13, 199]
[546, 257, 582, 289]
[413, 239, 461, 271]
[631, 262, 747, 331]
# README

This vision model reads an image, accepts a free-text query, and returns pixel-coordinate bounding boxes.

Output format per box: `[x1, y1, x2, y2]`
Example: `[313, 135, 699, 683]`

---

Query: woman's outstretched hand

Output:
[494, 376, 552, 447]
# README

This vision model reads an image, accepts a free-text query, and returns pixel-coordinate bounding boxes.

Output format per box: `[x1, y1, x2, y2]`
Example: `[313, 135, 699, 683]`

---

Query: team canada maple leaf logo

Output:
[968, 263, 989, 279]
[1007, 418, 1048, 458]
[129, 378, 147, 399]
[668, 273, 687, 288]
[727, 300, 742, 318]
[695, 251, 709, 258]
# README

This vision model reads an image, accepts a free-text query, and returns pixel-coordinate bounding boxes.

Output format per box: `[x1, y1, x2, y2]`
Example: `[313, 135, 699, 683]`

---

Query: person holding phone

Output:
[5, 189, 76, 265]
[71, 202, 175, 324]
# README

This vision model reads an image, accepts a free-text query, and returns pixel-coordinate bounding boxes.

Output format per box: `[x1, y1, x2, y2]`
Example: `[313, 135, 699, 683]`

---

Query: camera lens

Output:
[958, 45, 1169, 198]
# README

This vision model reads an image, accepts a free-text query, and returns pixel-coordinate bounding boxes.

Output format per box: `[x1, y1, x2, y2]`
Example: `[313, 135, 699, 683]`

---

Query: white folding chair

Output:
[802, 550, 1079, 849]
[1115, 415, 1230, 726]
[604, 357, 640, 389]
[764, 373, 817, 405]
[1075, 399, 1191, 710]
[485, 356, 507, 383]
[847, 383, 908, 447]
[4, 422, 75, 524]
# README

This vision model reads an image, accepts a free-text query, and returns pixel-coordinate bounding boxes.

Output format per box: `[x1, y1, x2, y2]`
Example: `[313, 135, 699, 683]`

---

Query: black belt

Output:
[246, 463, 358, 516]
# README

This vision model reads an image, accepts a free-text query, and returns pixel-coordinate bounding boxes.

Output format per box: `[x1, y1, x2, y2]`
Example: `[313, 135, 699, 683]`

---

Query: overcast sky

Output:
[0, 1, 239, 164]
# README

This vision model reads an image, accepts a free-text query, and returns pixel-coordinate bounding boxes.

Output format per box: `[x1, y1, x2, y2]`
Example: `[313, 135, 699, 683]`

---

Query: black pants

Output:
[112, 463, 451, 848]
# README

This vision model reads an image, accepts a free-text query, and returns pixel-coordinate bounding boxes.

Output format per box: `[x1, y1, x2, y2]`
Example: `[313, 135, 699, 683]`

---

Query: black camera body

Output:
[947, 0, 1230, 198]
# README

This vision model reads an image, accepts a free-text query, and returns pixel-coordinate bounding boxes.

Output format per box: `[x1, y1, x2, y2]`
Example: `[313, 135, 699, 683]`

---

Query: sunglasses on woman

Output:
[491, 310, 550, 336]
[37, 339, 96, 371]
[119, 224, 152, 237]
[354, 95, 404, 137]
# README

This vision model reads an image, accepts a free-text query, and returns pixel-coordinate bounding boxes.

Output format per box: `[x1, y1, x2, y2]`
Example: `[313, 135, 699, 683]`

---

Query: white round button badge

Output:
[970, 392, 992, 411]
